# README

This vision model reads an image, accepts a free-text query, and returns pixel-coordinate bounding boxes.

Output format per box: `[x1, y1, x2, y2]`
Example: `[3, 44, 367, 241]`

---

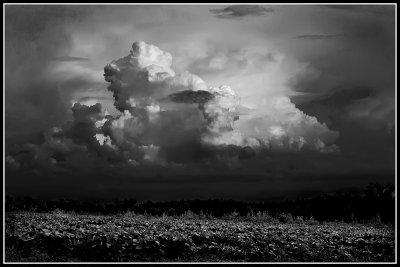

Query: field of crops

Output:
[5, 212, 395, 262]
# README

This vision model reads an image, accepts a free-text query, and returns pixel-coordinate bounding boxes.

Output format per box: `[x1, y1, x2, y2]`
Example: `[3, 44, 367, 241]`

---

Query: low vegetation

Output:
[5, 183, 395, 262]
[5, 212, 395, 262]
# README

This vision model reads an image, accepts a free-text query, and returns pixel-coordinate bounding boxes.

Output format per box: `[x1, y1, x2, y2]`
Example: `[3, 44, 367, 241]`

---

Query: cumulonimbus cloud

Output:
[6, 41, 340, 171]
[100, 41, 339, 161]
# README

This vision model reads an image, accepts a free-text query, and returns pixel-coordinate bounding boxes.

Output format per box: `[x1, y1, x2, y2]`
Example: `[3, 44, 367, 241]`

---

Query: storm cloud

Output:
[101, 41, 339, 155]
[5, 5, 395, 201]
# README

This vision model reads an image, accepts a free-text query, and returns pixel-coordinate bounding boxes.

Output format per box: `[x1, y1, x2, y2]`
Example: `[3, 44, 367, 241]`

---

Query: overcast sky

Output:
[5, 4, 396, 201]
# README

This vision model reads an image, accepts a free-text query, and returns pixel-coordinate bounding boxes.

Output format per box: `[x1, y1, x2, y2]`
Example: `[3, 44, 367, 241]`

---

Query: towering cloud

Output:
[4, 5, 394, 203]
[102, 41, 339, 162]
[6, 41, 340, 173]
[235, 97, 340, 152]
[104, 41, 207, 112]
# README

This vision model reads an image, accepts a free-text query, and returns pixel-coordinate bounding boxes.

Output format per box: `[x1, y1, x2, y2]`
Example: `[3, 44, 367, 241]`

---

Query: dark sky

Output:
[5, 4, 396, 201]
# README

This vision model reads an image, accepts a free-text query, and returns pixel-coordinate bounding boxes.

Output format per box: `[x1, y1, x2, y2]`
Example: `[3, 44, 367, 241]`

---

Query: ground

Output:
[5, 212, 395, 262]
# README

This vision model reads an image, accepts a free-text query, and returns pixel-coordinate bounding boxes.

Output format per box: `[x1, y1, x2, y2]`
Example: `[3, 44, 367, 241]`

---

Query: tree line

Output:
[5, 182, 395, 224]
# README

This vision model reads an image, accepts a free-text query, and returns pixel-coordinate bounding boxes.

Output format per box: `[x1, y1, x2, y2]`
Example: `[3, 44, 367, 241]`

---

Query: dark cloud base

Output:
[168, 90, 214, 104]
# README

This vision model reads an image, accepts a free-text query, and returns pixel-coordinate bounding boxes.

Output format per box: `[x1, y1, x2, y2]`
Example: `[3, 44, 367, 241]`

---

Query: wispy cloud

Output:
[324, 5, 394, 17]
[324, 5, 355, 10]
[294, 34, 344, 40]
[51, 56, 90, 62]
[210, 5, 274, 19]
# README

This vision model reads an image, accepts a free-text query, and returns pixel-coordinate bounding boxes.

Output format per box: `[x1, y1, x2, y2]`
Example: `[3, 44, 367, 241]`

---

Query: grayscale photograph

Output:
[3, 3, 397, 263]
